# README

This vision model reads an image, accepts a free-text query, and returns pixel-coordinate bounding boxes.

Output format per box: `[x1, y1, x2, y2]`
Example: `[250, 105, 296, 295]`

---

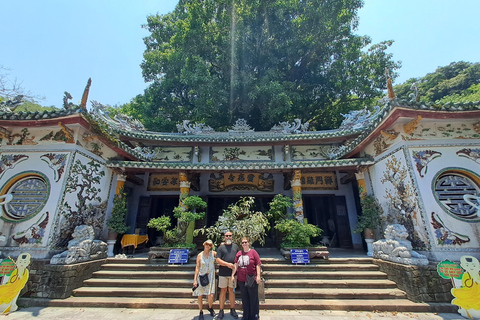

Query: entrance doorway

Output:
[135, 195, 179, 246]
[303, 195, 353, 249]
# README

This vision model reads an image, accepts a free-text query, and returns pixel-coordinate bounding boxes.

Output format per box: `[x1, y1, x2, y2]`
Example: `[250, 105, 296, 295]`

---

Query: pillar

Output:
[291, 170, 304, 222]
[107, 173, 126, 257]
[179, 172, 194, 244]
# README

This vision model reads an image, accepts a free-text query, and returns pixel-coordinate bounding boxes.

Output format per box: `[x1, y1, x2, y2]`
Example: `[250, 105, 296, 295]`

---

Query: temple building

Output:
[0, 93, 479, 263]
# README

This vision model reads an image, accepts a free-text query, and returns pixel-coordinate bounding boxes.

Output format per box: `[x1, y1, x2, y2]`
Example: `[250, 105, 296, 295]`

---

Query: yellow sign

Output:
[301, 172, 337, 190]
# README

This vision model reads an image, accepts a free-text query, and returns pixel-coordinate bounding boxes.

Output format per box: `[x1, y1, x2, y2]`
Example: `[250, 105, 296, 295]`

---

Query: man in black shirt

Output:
[216, 231, 239, 319]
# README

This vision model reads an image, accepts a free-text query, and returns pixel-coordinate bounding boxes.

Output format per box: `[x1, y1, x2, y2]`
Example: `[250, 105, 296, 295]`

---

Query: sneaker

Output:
[218, 309, 224, 319]
[208, 307, 215, 317]
[230, 308, 238, 319]
[199, 311, 204, 320]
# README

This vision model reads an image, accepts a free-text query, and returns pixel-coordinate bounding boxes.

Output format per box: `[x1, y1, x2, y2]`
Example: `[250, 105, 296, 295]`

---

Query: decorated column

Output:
[179, 172, 194, 244]
[355, 170, 373, 256]
[107, 173, 127, 257]
[291, 170, 304, 222]
[355, 171, 367, 198]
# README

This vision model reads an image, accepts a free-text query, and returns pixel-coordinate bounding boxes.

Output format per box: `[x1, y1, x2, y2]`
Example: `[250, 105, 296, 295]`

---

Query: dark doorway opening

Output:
[303, 195, 353, 249]
[136, 195, 179, 246]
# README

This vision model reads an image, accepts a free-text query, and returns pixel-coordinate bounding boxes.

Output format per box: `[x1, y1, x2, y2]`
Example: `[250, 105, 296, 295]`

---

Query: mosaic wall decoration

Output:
[151, 147, 193, 162]
[1, 173, 50, 222]
[209, 172, 274, 192]
[403, 123, 480, 140]
[457, 148, 480, 164]
[430, 212, 470, 246]
[12, 211, 49, 245]
[300, 172, 338, 190]
[6, 128, 37, 145]
[412, 150, 442, 177]
[211, 146, 273, 162]
[148, 173, 181, 191]
[40, 153, 68, 182]
[373, 130, 399, 156]
[433, 171, 480, 223]
[0, 154, 28, 177]
[40, 122, 75, 143]
[381, 155, 429, 249]
[291, 145, 328, 161]
[55, 159, 106, 247]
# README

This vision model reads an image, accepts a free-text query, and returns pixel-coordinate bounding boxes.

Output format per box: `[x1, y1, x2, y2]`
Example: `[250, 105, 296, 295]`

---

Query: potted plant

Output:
[105, 190, 128, 256]
[353, 194, 382, 238]
[175, 195, 207, 245]
[353, 194, 382, 257]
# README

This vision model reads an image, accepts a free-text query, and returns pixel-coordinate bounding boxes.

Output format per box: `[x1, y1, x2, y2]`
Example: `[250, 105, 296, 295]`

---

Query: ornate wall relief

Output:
[430, 212, 470, 246]
[403, 122, 480, 140]
[11, 211, 49, 245]
[457, 148, 480, 164]
[0, 172, 50, 223]
[40, 153, 68, 182]
[432, 169, 480, 223]
[291, 145, 329, 161]
[373, 130, 399, 156]
[150, 147, 193, 162]
[210, 146, 273, 162]
[0, 154, 28, 178]
[209, 172, 274, 192]
[381, 155, 429, 249]
[40, 122, 75, 143]
[412, 150, 442, 177]
[55, 159, 107, 247]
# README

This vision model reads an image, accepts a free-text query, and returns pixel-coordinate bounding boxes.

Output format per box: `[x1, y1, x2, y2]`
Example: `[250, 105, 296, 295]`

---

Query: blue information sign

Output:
[290, 249, 310, 264]
[168, 249, 190, 264]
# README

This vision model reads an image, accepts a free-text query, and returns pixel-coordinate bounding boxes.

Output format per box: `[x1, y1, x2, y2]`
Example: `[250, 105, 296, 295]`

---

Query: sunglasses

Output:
[242, 241, 248, 244]
[225, 235, 232, 237]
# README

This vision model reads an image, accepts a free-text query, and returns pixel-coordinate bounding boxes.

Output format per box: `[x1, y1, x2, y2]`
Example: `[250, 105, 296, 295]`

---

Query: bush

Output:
[353, 195, 382, 233]
[106, 191, 128, 234]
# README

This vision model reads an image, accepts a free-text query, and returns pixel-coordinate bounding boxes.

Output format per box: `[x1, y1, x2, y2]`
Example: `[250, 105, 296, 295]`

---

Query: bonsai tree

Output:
[174, 195, 207, 244]
[106, 190, 128, 236]
[195, 196, 270, 247]
[147, 196, 206, 248]
[275, 219, 322, 248]
[353, 194, 383, 237]
[267, 194, 322, 248]
[147, 215, 171, 245]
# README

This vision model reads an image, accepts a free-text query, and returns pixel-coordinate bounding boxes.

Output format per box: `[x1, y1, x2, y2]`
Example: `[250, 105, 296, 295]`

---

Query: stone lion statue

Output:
[372, 224, 429, 266]
[50, 225, 107, 265]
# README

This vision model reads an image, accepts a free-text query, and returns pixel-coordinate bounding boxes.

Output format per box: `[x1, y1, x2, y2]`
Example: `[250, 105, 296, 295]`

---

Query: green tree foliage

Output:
[394, 61, 480, 103]
[130, 0, 399, 131]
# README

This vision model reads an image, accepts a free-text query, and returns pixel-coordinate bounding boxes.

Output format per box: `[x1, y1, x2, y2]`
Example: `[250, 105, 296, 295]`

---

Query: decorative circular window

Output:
[433, 169, 480, 223]
[0, 172, 50, 222]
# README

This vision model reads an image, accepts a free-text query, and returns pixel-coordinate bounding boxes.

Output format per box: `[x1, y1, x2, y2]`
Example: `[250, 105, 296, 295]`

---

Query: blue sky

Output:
[1, 0, 479, 108]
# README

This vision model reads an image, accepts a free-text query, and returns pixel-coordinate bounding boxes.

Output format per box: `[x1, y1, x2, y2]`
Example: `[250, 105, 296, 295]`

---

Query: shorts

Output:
[218, 275, 236, 288]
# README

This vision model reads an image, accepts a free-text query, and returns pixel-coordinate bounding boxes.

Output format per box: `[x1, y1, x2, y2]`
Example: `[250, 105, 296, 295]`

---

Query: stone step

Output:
[99, 262, 379, 272]
[104, 256, 375, 265]
[74, 286, 406, 300]
[18, 297, 456, 313]
[83, 278, 194, 288]
[262, 270, 387, 279]
[92, 270, 195, 279]
[265, 279, 397, 289]
[264, 288, 407, 300]
[261, 263, 379, 271]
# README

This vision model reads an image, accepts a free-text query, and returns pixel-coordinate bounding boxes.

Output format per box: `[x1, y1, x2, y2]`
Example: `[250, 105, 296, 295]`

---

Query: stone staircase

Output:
[21, 256, 454, 312]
